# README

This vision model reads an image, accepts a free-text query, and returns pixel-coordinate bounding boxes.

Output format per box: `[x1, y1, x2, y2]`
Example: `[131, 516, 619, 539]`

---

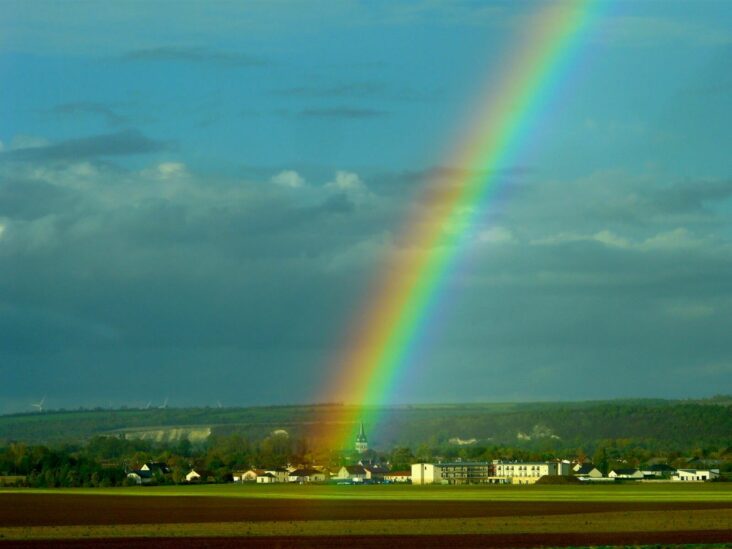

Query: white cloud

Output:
[10, 134, 50, 150]
[530, 230, 629, 248]
[157, 162, 187, 179]
[592, 230, 632, 249]
[325, 170, 365, 192]
[665, 302, 715, 320]
[144, 162, 188, 180]
[271, 170, 305, 189]
[638, 228, 706, 252]
[478, 226, 516, 245]
[530, 228, 708, 252]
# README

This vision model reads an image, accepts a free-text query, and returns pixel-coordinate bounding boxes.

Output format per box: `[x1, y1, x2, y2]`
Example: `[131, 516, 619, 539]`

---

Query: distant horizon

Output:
[4, 393, 731, 417]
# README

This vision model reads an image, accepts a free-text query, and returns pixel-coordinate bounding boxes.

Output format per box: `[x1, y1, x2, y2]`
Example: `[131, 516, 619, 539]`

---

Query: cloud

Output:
[2, 158, 732, 407]
[596, 15, 732, 47]
[0, 130, 168, 162]
[478, 226, 516, 245]
[271, 170, 305, 189]
[273, 82, 386, 98]
[297, 107, 388, 119]
[530, 231, 631, 249]
[325, 171, 365, 192]
[49, 102, 128, 126]
[665, 302, 716, 320]
[122, 46, 267, 67]
[9, 135, 51, 150]
[143, 162, 188, 180]
[530, 228, 711, 253]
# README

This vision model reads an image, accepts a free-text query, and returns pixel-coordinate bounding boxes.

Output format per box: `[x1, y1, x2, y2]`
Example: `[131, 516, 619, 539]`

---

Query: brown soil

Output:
[2, 531, 732, 548]
[1, 494, 731, 527]
[0, 494, 732, 526]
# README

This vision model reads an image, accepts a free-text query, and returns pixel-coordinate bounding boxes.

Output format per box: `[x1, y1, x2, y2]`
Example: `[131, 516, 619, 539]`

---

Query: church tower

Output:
[355, 422, 368, 453]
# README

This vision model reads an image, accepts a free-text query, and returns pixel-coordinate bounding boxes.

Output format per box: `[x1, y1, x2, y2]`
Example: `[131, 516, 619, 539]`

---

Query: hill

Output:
[1, 398, 730, 452]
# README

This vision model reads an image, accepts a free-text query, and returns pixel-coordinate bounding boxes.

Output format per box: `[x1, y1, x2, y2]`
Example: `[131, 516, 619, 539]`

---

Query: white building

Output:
[573, 464, 603, 479]
[264, 468, 290, 483]
[608, 468, 644, 480]
[384, 470, 411, 483]
[411, 462, 498, 485]
[335, 465, 367, 483]
[672, 469, 720, 482]
[412, 460, 570, 485]
[185, 468, 214, 483]
[256, 472, 276, 483]
[493, 460, 570, 484]
[288, 468, 326, 483]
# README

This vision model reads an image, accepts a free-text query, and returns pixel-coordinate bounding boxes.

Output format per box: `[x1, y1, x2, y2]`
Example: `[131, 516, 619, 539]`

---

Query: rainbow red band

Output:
[317, 1, 603, 450]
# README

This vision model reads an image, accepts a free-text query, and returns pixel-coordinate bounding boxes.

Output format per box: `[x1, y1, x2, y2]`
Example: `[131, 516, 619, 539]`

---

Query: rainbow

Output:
[318, 1, 603, 449]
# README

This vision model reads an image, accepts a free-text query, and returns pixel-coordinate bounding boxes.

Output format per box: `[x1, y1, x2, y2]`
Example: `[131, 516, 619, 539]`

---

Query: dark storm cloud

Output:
[642, 179, 732, 215]
[0, 129, 168, 161]
[122, 46, 267, 67]
[273, 82, 386, 98]
[0, 178, 74, 220]
[1, 158, 731, 409]
[297, 107, 388, 119]
[49, 102, 128, 127]
[317, 192, 356, 215]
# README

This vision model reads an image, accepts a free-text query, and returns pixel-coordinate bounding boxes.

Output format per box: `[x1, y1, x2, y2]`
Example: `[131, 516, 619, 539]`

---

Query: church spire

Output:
[355, 422, 368, 453]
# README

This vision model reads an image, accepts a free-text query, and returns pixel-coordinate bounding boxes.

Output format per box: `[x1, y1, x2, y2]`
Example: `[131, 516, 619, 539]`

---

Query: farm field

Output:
[1, 484, 731, 547]
[3, 481, 732, 501]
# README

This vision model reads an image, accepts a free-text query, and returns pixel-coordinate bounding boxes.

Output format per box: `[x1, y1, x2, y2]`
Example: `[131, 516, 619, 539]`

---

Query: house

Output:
[640, 464, 676, 478]
[185, 468, 215, 483]
[672, 469, 720, 482]
[573, 464, 603, 479]
[239, 469, 265, 482]
[256, 472, 276, 484]
[336, 465, 367, 483]
[141, 462, 171, 475]
[364, 465, 390, 482]
[126, 469, 153, 485]
[127, 461, 171, 484]
[608, 468, 644, 480]
[264, 467, 290, 483]
[384, 470, 411, 483]
[288, 468, 326, 483]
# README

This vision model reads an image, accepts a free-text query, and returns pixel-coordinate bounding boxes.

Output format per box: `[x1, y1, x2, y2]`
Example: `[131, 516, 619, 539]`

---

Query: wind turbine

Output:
[31, 396, 46, 413]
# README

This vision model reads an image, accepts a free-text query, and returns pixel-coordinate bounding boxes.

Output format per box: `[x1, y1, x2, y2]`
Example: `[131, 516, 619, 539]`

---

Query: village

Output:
[126, 423, 724, 486]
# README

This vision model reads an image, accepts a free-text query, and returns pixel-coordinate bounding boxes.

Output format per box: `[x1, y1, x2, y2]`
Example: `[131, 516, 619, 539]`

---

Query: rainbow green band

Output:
[321, 1, 604, 450]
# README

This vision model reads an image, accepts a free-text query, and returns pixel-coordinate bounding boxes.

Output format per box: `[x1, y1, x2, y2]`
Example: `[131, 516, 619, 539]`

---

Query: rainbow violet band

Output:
[316, 1, 604, 450]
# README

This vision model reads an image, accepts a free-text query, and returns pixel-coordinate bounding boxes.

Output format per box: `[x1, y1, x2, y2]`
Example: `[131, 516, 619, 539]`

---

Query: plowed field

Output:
[2, 493, 730, 526]
[1, 493, 731, 548]
[2, 531, 732, 548]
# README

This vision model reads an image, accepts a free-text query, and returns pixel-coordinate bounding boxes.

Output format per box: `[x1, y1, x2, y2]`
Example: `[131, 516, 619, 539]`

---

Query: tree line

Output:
[1, 431, 729, 487]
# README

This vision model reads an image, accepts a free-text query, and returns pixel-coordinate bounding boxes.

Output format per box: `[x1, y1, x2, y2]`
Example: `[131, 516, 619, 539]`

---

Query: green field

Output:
[4, 481, 732, 502]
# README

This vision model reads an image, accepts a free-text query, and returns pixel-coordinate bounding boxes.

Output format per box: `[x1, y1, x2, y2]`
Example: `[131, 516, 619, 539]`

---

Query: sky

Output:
[1, 1, 731, 413]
